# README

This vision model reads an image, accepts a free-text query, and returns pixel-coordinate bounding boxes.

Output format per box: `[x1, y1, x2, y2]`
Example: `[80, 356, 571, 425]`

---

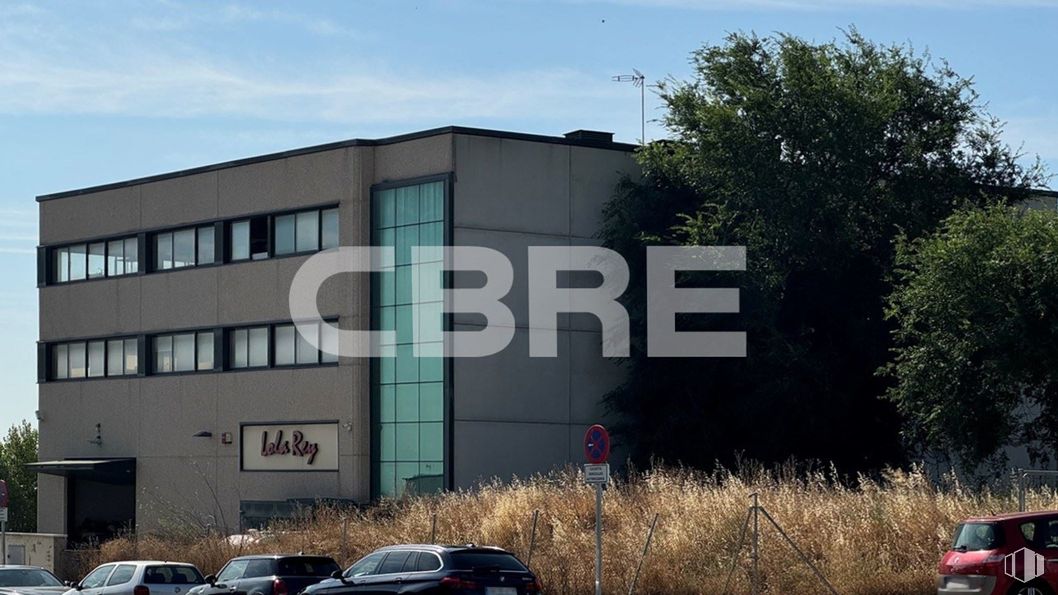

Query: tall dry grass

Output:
[78, 465, 1058, 594]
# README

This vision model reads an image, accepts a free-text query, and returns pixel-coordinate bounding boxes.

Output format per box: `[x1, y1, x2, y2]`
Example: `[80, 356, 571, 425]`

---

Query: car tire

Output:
[1008, 582, 1055, 595]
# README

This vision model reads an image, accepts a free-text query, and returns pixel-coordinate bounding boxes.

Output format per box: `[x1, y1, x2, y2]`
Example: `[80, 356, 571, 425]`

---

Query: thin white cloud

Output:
[0, 1, 631, 126]
[0, 56, 623, 124]
[129, 2, 364, 38]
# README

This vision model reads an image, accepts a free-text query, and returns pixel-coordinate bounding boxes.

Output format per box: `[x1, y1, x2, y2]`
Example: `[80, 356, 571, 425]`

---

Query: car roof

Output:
[228, 555, 333, 561]
[962, 510, 1058, 523]
[0, 566, 52, 571]
[97, 561, 197, 566]
[374, 544, 510, 554]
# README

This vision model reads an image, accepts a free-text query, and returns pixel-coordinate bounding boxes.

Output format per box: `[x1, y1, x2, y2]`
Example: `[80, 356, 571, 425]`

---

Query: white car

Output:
[66, 562, 205, 595]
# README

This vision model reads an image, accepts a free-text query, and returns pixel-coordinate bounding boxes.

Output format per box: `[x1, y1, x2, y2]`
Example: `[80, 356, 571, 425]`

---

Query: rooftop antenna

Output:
[612, 69, 646, 144]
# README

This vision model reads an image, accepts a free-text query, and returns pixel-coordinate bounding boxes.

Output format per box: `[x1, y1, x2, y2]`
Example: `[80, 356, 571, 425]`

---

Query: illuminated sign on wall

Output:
[240, 422, 339, 471]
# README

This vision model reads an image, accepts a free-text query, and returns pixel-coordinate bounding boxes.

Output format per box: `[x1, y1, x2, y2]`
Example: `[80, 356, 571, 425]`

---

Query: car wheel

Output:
[1009, 583, 1054, 595]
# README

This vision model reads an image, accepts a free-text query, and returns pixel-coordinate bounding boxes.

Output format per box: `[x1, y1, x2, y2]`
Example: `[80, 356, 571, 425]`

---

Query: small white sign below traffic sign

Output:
[584, 463, 610, 485]
[0, 507, 7, 523]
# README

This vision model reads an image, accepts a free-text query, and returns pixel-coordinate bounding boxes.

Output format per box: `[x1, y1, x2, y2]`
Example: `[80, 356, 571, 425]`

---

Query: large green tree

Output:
[885, 206, 1058, 469]
[0, 421, 38, 531]
[602, 30, 1046, 471]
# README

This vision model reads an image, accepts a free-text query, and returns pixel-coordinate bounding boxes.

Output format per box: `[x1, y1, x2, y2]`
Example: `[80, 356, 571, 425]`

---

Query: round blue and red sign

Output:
[583, 424, 610, 464]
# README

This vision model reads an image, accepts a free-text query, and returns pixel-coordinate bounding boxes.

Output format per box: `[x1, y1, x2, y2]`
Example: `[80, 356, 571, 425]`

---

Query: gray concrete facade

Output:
[35, 127, 638, 536]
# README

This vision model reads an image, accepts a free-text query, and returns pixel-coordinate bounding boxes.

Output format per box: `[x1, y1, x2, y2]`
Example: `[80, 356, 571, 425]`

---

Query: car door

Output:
[360, 551, 413, 595]
[205, 560, 249, 595]
[78, 565, 116, 595]
[395, 551, 443, 593]
[328, 553, 385, 595]
[237, 559, 276, 595]
[100, 564, 137, 595]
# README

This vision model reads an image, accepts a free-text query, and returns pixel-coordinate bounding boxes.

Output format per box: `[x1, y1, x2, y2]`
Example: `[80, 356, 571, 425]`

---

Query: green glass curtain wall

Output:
[371, 179, 447, 499]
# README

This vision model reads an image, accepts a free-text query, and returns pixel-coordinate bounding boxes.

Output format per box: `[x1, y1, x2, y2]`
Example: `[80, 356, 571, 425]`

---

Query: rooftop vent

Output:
[564, 130, 614, 143]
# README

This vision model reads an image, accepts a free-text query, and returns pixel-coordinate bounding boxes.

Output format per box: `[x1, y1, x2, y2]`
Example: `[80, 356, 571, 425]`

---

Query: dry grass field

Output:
[79, 465, 1058, 594]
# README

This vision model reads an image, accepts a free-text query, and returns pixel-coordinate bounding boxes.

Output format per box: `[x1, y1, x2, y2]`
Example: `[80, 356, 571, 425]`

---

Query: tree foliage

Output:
[885, 206, 1058, 469]
[0, 421, 38, 531]
[601, 30, 1046, 471]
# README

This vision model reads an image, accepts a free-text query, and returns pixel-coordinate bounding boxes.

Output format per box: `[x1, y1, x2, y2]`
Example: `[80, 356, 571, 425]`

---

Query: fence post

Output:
[627, 513, 659, 595]
[340, 516, 349, 563]
[751, 493, 759, 595]
[1018, 469, 1027, 512]
[526, 510, 539, 567]
[429, 513, 437, 543]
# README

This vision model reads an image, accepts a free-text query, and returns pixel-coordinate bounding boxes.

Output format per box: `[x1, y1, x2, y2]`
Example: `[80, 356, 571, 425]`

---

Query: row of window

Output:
[53, 237, 139, 283]
[52, 338, 139, 379]
[47, 206, 339, 283]
[48, 321, 339, 380]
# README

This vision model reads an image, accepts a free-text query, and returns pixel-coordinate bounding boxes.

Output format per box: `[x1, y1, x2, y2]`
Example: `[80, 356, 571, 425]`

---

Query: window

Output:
[80, 566, 114, 590]
[274, 321, 338, 366]
[322, 208, 339, 249]
[450, 551, 528, 572]
[197, 226, 215, 265]
[215, 561, 248, 583]
[87, 340, 105, 377]
[68, 342, 86, 378]
[53, 344, 68, 380]
[52, 236, 138, 284]
[88, 242, 105, 278]
[143, 566, 204, 585]
[155, 226, 213, 271]
[106, 565, 136, 586]
[51, 338, 137, 380]
[54, 247, 70, 283]
[69, 244, 87, 281]
[345, 553, 385, 578]
[372, 179, 446, 498]
[153, 331, 213, 373]
[241, 559, 274, 579]
[414, 552, 442, 572]
[231, 216, 269, 261]
[230, 327, 269, 368]
[275, 558, 341, 577]
[377, 552, 411, 575]
[274, 207, 337, 256]
[952, 523, 1003, 551]
[296, 210, 319, 252]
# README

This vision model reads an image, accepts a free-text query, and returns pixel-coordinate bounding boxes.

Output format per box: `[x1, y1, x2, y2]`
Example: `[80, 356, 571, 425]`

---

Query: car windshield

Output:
[952, 522, 1003, 551]
[276, 558, 340, 577]
[0, 569, 64, 587]
[449, 551, 528, 572]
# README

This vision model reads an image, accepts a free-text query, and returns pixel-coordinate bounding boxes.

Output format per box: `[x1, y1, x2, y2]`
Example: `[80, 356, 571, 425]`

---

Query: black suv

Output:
[191, 555, 340, 595]
[300, 545, 542, 595]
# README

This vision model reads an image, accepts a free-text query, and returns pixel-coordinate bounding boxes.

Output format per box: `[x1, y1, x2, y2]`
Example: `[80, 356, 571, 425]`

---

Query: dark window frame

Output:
[152, 330, 215, 374]
[152, 225, 215, 272]
[50, 235, 139, 284]
[49, 335, 139, 381]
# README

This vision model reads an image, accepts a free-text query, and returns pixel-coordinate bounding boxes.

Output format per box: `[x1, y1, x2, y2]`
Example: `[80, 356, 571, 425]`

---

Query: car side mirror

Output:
[75, 584, 84, 591]
[204, 575, 216, 586]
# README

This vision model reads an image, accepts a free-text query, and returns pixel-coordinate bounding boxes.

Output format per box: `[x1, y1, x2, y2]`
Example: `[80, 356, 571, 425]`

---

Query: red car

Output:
[939, 511, 1058, 594]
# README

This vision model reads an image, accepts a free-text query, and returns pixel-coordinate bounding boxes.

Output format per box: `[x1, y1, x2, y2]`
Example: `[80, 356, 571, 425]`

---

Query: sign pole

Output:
[595, 482, 603, 595]
[0, 479, 8, 564]
[583, 425, 611, 595]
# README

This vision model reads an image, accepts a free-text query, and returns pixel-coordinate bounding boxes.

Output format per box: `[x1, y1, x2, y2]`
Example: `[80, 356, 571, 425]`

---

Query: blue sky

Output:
[2, 0, 1057, 431]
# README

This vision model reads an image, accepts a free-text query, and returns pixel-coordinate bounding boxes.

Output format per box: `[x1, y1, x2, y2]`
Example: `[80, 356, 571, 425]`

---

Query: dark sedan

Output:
[0, 566, 68, 595]
[301, 545, 542, 595]
[190, 555, 340, 595]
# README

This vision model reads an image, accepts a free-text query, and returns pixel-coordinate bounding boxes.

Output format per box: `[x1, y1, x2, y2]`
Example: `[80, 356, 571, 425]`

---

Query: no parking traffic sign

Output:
[583, 424, 610, 464]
